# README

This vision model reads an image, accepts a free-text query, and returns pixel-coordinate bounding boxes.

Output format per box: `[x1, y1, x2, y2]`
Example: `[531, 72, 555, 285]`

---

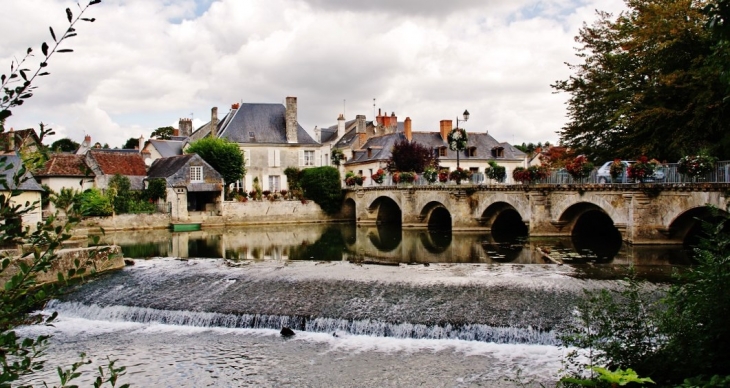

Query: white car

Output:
[596, 160, 665, 183]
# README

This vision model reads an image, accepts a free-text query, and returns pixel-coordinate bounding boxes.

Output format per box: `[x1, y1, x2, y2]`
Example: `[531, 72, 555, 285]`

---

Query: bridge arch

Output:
[557, 202, 622, 258]
[666, 206, 729, 245]
[341, 198, 356, 221]
[419, 201, 452, 231]
[368, 196, 402, 225]
[479, 201, 528, 239]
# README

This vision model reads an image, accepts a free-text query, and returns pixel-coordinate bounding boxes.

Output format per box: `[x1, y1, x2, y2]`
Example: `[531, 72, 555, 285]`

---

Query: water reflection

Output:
[94, 223, 692, 270]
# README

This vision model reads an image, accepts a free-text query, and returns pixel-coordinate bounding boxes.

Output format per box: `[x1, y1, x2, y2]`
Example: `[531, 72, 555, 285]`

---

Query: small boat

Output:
[170, 222, 201, 232]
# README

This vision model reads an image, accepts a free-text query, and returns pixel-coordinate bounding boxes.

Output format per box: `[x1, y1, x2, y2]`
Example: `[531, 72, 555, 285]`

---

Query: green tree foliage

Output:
[50, 137, 79, 152]
[145, 178, 167, 201]
[186, 137, 245, 187]
[108, 174, 131, 214]
[1, 2, 128, 386]
[150, 126, 174, 140]
[562, 211, 730, 385]
[299, 166, 342, 214]
[554, 0, 730, 162]
[387, 139, 435, 173]
[122, 137, 139, 150]
[75, 188, 113, 217]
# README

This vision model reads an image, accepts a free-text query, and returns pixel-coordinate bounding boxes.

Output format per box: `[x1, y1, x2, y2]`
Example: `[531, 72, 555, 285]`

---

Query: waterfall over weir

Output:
[49, 258, 645, 347]
[47, 300, 560, 345]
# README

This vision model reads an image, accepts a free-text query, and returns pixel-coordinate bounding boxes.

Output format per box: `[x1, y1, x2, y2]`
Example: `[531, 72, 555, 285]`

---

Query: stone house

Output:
[146, 154, 224, 221]
[0, 128, 42, 156]
[186, 97, 328, 192]
[0, 155, 43, 229]
[342, 116, 527, 184]
[84, 149, 148, 190]
[34, 153, 95, 214]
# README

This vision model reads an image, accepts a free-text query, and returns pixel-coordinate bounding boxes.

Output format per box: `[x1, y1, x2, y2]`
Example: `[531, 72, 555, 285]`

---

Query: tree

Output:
[122, 137, 139, 149]
[50, 137, 79, 152]
[299, 166, 342, 214]
[150, 126, 174, 140]
[185, 137, 245, 190]
[554, 0, 730, 162]
[1, 1, 128, 386]
[387, 139, 435, 173]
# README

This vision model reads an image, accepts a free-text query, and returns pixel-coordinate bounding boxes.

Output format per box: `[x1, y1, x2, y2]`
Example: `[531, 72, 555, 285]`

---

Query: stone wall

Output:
[0, 246, 125, 287]
[222, 200, 336, 225]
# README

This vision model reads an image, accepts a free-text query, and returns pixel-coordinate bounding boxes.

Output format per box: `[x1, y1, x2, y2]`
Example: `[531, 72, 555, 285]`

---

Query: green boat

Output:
[170, 223, 202, 232]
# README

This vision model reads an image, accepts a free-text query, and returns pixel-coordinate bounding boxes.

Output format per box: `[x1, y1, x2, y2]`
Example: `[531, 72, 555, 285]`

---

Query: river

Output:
[17, 223, 681, 387]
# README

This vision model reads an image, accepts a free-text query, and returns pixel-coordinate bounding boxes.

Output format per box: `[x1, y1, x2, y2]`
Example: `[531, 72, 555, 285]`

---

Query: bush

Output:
[145, 178, 167, 201]
[299, 166, 343, 214]
[75, 188, 113, 217]
[565, 155, 594, 180]
[513, 166, 548, 183]
[485, 161, 506, 182]
[127, 199, 156, 213]
[678, 153, 717, 178]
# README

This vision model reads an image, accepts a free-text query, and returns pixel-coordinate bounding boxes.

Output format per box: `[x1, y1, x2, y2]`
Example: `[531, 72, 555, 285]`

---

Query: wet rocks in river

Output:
[280, 327, 295, 337]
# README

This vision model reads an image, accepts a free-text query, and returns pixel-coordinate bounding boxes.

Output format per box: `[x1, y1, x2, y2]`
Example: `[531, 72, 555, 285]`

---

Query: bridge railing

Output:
[347, 161, 730, 188]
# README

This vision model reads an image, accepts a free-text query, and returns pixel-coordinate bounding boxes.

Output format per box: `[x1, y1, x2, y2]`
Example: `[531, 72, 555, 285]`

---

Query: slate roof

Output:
[35, 154, 94, 177]
[87, 149, 147, 176]
[344, 131, 526, 165]
[147, 154, 195, 178]
[0, 155, 43, 191]
[217, 103, 318, 144]
[148, 139, 183, 157]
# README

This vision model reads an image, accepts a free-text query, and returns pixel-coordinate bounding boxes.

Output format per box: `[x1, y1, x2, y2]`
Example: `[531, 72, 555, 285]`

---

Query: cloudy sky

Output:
[1, 0, 626, 148]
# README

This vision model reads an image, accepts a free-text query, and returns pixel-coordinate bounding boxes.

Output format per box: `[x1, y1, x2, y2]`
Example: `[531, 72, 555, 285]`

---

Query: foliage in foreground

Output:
[560, 211, 730, 386]
[1, 1, 129, 386]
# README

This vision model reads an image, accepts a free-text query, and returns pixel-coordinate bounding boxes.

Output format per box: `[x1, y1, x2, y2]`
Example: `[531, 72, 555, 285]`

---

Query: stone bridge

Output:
[342, 184, 730, 245]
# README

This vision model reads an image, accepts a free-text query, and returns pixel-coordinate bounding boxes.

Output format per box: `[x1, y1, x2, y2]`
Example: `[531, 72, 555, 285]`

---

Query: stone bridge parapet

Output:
[344, 183, 730, 245]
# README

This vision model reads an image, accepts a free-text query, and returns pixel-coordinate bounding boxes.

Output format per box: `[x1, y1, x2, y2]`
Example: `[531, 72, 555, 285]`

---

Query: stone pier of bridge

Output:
[343, 184, 730, 245]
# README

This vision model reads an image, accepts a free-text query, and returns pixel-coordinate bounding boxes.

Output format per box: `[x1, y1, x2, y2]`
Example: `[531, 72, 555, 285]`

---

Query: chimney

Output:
[138, 135, 144, 151]
[210, 107, 219, 138]
[404, 117, 412, 142]
[314, 126, 321, 143]
[439, 120, 453, 142]
[232, 103, 240, 109]
[377, 108, 383, 126]
[7, 128, 14, 151]
[179, 118, 193, 137]
[173, 128, 180, 137]
[337, 113, 345, 139]
[388, 112, 397, 133]
[285, 96, 298, 143]
[356, 114, 367, 147]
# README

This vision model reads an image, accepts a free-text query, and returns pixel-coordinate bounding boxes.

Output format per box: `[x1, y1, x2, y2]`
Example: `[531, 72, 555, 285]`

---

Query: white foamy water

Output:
[17, 313, 565, 387]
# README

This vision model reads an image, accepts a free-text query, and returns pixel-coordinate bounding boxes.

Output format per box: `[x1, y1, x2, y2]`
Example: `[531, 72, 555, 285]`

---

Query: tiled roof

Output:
[0, 155, 43, 191]
[88, 149, 147, 176]
[35, 154, 94, 177]
[217, 103, 318, 145]
[147, 154, 194, 178]
[0, 128, 41, 152]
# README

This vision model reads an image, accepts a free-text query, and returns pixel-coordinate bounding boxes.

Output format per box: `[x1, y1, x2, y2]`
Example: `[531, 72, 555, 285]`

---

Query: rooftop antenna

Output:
[373, 98, 376, 121]
[343, 99, 346, 118]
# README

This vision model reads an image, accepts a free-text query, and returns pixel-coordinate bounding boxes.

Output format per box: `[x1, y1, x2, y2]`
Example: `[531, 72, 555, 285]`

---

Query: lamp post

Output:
[450, 109, 470, 169]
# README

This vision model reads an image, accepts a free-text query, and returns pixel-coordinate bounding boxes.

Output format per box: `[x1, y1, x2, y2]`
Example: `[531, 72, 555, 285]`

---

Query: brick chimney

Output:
[356, 115, 367, 146]
[337, 113, 345, 139]
[285, 96, 298, 143]
[388, 112, 397, 133]
[137, 135, 144, 151]
[210, 107, 219, 138]
[314, 126, 321, 143]
[439, 120, 453, 142]
[404, 117, 412, 142]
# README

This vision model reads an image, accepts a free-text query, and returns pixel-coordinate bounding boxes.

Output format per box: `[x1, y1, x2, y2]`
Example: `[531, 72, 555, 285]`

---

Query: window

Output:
[249, 131, 255, 139]
[439, 147, 447, 157]
[492, 147, 505, 158]
[268, 175, 281, 192]
[468, 147, 477, 157]
[190, 166, 203, 182]
[268, 149, 281, 167]
[243, 149, 251, 167]
[304, 150, 315, 166]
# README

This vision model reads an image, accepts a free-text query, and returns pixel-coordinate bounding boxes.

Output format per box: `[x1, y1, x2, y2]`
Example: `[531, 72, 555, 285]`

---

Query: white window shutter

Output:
[244, 149, 251, 167]
[263, 175, 270, 191]
[299, 150, 304, 166]
[315, 150, 322, 166]
[274, 149, 281, 167]
[268, 150, 274, 167]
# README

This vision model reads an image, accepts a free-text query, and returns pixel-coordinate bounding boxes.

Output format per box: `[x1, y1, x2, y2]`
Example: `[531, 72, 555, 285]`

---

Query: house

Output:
[84, 149, 147, 190]
[0, 128, 42, 156]
[0, 155, 43, 230]
[187, 98, 328, 192]
[146, 154, 224, 220]
[341, 116, 527, 184]
[141, 139, 183, 167]
[34, 153, 95, 214]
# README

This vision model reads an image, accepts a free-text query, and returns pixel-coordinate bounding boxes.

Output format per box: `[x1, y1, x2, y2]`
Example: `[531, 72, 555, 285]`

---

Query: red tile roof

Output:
[88, 150, 147, 176]
[35, 154, 93, 177]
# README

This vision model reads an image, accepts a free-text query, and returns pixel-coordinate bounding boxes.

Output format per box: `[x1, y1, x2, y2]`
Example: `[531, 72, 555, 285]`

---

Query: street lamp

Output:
[449, 109, 470, 169]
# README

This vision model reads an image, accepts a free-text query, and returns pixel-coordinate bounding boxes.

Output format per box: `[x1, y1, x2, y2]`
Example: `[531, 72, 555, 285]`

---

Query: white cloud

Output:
[1, 0, 627, 148]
